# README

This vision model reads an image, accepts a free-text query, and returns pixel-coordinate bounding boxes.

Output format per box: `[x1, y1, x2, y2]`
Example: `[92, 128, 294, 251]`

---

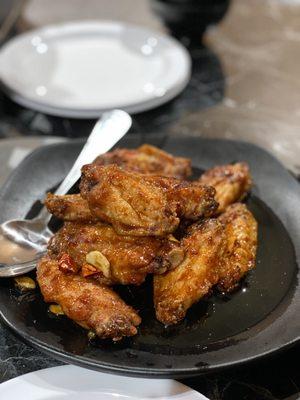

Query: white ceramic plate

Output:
[0, 21, 191, 118]
[0, 365, 208, 400]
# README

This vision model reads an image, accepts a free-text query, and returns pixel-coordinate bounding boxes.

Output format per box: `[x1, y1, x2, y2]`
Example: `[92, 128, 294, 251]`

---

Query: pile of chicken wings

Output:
[37, 144, 257, 341]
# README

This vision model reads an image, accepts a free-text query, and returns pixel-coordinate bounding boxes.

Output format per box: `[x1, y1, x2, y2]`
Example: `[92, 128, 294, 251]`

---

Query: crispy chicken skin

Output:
[80, 164, 217, 236]
[154, 203, 258, 325]
[93, 144, 192, 179]
[37, 146, 258, 335]
[199, 163, 252, 213]
[45, 193, 95, 222]
[48, 221, 184, 285]
[217, 203, 258, 292]
[154, 219, 226, 325]
[37, 257, 141, 340]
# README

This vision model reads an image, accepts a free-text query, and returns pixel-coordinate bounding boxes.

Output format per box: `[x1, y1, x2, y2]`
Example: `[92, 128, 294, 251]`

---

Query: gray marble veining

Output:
[0, 325, 61, 382]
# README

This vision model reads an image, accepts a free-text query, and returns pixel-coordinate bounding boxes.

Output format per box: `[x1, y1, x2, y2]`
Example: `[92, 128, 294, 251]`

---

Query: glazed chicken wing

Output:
[45, 193, 94, 222]
[154, 203, 258, 325]
[217, 203, 258, 292]
[154, 219, 226, 325]
[80, 164, 217, 236]
[199, 163, 252, 213]
[93, 144, 192, 179]
[36, 144, 259, 337]
[48, 221, 184, 286]
[37, 257, 141, 340]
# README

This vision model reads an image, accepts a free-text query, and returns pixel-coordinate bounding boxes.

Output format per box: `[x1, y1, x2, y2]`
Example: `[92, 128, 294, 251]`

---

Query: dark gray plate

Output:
[0, 136, 299, 378]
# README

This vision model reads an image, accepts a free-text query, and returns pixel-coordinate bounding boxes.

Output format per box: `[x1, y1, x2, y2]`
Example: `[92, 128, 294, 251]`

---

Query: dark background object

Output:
[0, 136, 299, 379]
[151, 0, 231, 43]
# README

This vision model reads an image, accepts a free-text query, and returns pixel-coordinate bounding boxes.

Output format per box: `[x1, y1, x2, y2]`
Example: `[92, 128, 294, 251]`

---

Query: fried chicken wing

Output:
[45, 193, 94, 222]
[93, 144, 192, 179]
[217, 203, 258, 292]
[38, 144, 259, 334]
[154, 219, 226, 325]
[80, 164, 217, 236]
[80, 164, 178, 236]
[199, 163, 252, 213]
[37, 257, 141, 340]
[48, 221, 184, 285]
[154, 203, 258, 325]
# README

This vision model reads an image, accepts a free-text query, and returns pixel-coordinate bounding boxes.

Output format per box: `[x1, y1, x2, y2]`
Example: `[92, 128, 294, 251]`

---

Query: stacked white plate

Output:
[0, 21, 191, 118]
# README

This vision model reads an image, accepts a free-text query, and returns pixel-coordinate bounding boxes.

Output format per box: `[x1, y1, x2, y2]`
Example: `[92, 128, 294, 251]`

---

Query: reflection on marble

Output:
[169, 0, 300, 174]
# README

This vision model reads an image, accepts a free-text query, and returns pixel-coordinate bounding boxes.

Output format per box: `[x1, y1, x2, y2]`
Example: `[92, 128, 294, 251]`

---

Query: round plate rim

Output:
[0, 304, 298, 378]
[0, 137, 299, 378]
[0, 20, 191, 118]
[0, 364, 208, 399]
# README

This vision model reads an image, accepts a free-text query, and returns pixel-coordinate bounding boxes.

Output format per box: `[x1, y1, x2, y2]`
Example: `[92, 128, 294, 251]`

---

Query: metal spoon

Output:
[0, 110, 132, 277]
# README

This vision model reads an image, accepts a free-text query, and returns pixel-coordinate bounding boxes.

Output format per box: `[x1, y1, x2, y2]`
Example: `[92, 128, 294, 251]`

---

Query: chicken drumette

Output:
[154, 219, 226, 325]
[80, 164, 218, 236]
[199, 163, 252, 214]
[217, 203, 258, 292]
[93, 144, 192, 179]
[154, 203, 257, 325]
[48, 221, 184, 286]
[45, 193, 95, 222]
[37, 257, 141, 341]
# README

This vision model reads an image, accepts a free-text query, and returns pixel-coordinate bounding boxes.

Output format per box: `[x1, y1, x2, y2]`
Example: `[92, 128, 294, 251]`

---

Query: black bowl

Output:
[151, 0, 230, 41]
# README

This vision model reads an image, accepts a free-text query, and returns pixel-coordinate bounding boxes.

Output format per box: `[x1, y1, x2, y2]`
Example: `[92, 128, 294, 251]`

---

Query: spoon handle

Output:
[37, 110, 132, 222]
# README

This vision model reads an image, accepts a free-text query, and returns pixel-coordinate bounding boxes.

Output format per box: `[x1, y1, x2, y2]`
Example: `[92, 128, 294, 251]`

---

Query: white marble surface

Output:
[170, 0, 300, 174]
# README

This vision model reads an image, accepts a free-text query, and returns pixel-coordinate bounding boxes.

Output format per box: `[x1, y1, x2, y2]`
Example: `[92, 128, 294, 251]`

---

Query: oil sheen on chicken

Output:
[80, 164, 218, 236]
[154, 204, 257, 325]
[37, 257, 141, 341]
[199, 163, 252, 213]
[93, 144, 192, 179]
[48, 221, 184, 286]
